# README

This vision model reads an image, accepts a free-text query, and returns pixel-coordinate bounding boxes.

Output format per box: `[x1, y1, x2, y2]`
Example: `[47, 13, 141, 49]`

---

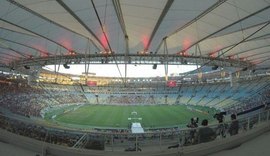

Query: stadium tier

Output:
[1, 68, 270, 156]
[0, 74, 269, 122]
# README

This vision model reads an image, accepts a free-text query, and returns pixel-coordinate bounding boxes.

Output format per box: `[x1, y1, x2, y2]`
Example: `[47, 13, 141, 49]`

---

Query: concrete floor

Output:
[1, 131, 270, 156]
[0, 141, 41, 156]
[210, 131, 270, 156]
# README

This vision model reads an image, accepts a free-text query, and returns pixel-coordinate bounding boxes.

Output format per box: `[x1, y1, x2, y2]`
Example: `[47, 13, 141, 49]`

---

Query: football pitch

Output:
[49, 105, 217, 129]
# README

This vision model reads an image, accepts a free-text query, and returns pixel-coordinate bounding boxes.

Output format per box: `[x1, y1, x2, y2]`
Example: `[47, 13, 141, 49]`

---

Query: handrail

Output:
[0, 108, 269, 153]
[0, 108, 269, 135]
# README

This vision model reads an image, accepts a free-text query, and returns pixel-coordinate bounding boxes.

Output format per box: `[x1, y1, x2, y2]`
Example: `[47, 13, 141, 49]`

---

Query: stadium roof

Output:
[0, 0, 270, 72]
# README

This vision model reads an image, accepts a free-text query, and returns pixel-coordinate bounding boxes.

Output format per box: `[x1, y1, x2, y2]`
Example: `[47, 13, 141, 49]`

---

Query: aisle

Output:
[1, 130, 270, 156]
[210, 131, 270, 156]
[0, 141, 40, 156]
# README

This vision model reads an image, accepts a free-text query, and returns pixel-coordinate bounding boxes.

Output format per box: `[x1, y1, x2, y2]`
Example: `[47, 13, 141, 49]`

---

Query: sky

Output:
[44, 64, 198, 78]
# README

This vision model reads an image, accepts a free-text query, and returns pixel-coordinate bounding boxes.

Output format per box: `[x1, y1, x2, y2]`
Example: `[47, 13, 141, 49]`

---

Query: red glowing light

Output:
[251, 60, 260, 65]
[228, 55, 235, 59]
[167, 80, 177, 87]
[43, 53, 49, 57]
[100, 33, 109, 49]
[239, 57, 246, 61]
[142, 35, 149, 50]
[30, 44, 49, 57]
[87, 81, 97, 86]
[59, 38, 73, 51]
[209, 46, 222, 58]
[209, 52, 216, 58]
[68, 50, 76, 56]
[178, 51, 189, 56]
[56, 33, 74, 51]
[183, 38, 192, 51]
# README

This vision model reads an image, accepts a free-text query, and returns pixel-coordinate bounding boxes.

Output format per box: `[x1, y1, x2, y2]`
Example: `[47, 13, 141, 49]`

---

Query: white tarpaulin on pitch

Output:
[131, 122, 144, 134]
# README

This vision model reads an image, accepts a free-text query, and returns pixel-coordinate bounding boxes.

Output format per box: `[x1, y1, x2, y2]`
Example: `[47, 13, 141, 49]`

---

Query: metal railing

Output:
[0, 108, 270, 152]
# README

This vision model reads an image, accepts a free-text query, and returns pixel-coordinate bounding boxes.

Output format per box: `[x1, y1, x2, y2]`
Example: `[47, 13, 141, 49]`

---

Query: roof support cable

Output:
[234, 1, 245, 40]
[0, 52, 18, 58]
[55, 47, 62, 83]
[171, 5, 270, 56]
[90, 0, 124, 85]
[164, 39, 168, 82]
[124, 35, 129, 86]
[103, 0, 108, 26]
[0, 40, 29, 58]
[177, 20, 270, 84]
[145, 0, 174, 51]
[218, 21, 270, 63]
[0, 55, 13, 64]
[154, 0, 228, 53]
[195, 44, 202, 82]
[7, 0, 101, 52]
[0, 18, 70, 54]
[0, 37, 52, 56]
[55, 0, 102, 51]
[112, 0, 129, 86]
[84, 39, 91, 84]
[154, 37, 166, 54]
[205, 28, 270, 58]
[250, 56, 270, 65]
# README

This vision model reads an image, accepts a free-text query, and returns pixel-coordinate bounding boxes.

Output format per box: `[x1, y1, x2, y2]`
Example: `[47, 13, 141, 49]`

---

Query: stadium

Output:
[0, 0, 270, 156]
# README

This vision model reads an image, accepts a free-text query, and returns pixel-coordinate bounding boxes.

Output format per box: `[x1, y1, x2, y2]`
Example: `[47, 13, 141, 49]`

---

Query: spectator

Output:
[186, 118, 198, 144]
[228, 114, 239, 136]
[197, 119, 216, 143]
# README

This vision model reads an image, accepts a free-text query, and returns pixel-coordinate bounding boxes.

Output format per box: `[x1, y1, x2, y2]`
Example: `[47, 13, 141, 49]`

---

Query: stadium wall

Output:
[0, 121, 270, 156]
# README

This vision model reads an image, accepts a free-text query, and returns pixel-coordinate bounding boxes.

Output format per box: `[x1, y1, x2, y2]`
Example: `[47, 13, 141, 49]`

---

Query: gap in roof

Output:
[44, 64, 198, 78]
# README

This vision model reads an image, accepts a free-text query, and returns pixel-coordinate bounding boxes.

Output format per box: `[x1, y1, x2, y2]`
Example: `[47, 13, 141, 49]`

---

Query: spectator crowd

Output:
[0, 78, 87, 117]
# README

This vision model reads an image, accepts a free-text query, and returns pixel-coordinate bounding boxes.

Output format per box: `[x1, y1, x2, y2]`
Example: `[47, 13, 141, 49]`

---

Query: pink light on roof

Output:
[182, 38, 192, 52]
[100, 33, 109, 50]
[209, 46, 222, 58]
[30, 44, 49, 57]
[58, 37, 73, 51]
[142, 35, 149, 50]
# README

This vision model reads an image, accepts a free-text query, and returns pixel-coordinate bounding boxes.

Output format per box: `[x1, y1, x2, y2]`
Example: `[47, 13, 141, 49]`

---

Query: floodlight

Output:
[212, 65, 218, 70]
[24, 65, 30, 69]
[63, 63, 70, 69]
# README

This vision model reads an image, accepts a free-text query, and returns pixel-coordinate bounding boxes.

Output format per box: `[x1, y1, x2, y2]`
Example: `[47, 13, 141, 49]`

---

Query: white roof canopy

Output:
[0, 0, 270, 68]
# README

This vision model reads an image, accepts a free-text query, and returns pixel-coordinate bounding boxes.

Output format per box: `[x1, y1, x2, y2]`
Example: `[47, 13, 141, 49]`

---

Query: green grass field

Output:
[47, 105, 217, 129]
